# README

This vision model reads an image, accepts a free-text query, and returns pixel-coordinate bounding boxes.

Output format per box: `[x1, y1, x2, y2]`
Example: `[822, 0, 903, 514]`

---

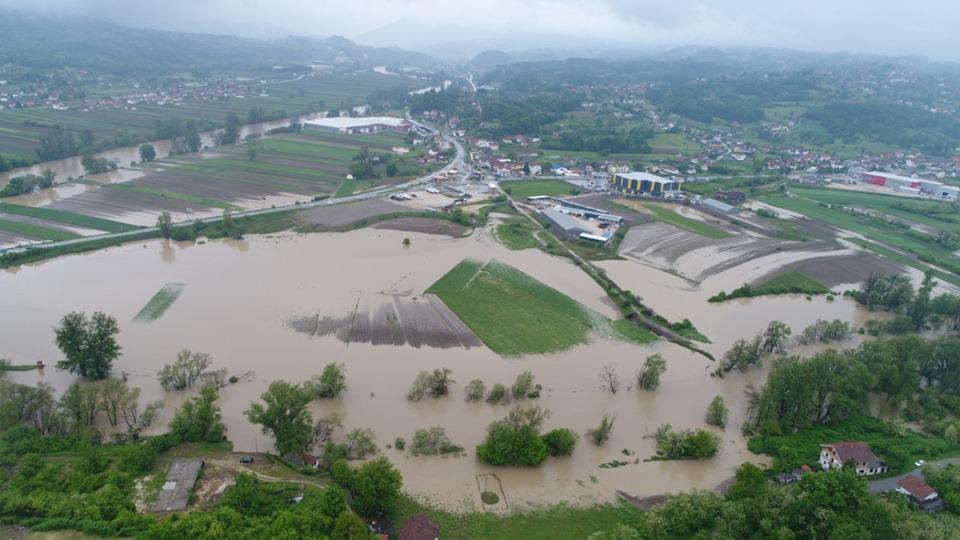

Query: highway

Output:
[1, 128, 466, 257]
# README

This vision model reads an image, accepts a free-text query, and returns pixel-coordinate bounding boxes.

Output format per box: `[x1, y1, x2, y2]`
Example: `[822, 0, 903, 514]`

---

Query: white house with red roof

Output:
[819, 442, 887, 476]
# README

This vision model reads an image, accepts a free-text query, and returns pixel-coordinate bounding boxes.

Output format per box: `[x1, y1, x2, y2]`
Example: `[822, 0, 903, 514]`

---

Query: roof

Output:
[152, 458, 204, 512]
[898, 474, 938, 500]
[823, 442, 882, 466]
[864, 171, 942, 187]
[612, 171, 683, 184]
[303, 116, 408, 129]
[541, 208, 586, 232]
[701, 198, 737, 213]
[399, 515, 439, 540]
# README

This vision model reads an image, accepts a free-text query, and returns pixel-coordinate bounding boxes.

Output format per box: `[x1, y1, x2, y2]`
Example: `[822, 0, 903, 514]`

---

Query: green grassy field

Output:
[396, 496, 642, 540]
[757, 270, 830, 294]
[760, 190, 960, 283]
[427, 259, 653, 355]
[0, 218, 81, 241]
[0, 203, 140, 233]
[495, 219, 539, 250]
[133, 283, 186, 322]
[0, 72, 410, 160]
[845, 237, 960, 288]
[639, 203, 731, 239]
[501, 180, 579, 199]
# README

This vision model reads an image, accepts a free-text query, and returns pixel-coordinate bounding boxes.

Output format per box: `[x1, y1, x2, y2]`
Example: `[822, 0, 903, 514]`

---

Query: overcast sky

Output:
[3, 0, 958, 60]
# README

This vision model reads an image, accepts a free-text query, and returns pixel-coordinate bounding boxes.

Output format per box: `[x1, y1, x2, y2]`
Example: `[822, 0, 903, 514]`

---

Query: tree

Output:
[221, 112, 241, 145]
[465, 379, 486, 401]
[185, 130, 202, 152]
[54, 311, 121, 379]
[351, 457, 402, 517]
[476, 419, 548, 466]
[246, 147, 257, 161]
[344, 428, 378, 460]
[407, 368, 454, 401]
[309, 413, 343, 450]
[59, 382, 100, 432]
[158, 349, 215, 391]
[169, 386, 226, 442]
[305, 362, 347, 398]
[138, 143, 156, 162]
[761, 321, 792, 354]
[98, 378, 134, 427]
[410, 426, 463, 455]
[907, 271, 936, 331]
[706, 396, 729, 428]
[587, 414, 615, 445]
[599, 363, 620, 394]
[725, 463, 767, 501]
[332, 511, 369, 540]
[245, 381, 313, 455]
[385, 162, 398, 177]
[637, 354, 666, 390]
[542, 428, 578, 456]
[156, 212, 172, 239]
[511, 371, 536, 398]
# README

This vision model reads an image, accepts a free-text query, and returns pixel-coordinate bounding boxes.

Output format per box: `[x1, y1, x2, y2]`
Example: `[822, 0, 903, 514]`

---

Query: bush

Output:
[486, 383, 510, 404]
[410, 426, 463, 455]
[476, 421, 548, 466]
[407, 368, 454, 401]
[465, 379, 486, 401]
[511, 371, 536, 399]
[305, 362, 347, 398]
[542, 428, 578, 456]
[705, 396, 728, 428]
[587, 415, 616, 445]
[654, 424, 719, 459]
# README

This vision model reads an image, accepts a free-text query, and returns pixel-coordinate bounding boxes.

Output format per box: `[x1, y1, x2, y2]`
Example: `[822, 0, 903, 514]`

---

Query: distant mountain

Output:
[468, 50, 514, 69]
[0, 8, 434, 75]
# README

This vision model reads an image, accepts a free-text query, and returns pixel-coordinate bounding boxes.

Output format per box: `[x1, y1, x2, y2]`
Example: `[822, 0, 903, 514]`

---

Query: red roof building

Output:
[399, 515, 439, 540]
[819, 442, 887, 476]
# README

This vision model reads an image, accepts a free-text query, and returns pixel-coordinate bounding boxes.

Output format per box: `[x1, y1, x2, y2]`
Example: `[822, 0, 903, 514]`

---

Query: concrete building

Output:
[541, 208, 589, 236]
[861, 171, 958, 200]
[819, 442, 887, 476]
[609, 172, 682, 195]
[302, 116, 410, 135]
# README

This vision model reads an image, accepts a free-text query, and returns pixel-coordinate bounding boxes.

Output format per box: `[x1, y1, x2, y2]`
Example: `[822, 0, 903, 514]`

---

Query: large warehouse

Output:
[861, 171, 958, 200]
[609, 172, 683, 195]
[302, 116, 411, 135]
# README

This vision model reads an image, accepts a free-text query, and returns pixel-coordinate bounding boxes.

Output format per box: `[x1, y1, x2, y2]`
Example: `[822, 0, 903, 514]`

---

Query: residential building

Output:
[896, 474, 944, 512]
[819, 442, 887, 476]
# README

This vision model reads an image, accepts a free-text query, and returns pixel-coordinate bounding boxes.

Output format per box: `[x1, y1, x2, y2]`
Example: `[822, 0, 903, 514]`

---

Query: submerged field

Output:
[427, 259, 654, 355]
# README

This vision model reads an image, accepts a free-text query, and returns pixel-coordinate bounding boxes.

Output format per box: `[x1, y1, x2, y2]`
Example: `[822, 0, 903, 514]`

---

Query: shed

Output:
[541, 208, 588, 235]
[701, 198, 739, 215]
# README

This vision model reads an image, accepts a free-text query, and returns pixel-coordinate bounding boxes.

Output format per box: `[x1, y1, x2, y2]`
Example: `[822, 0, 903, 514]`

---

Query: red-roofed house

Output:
[399, 515, 439, 540]
[897, 474, 944, 512]
[819, 442, 887, 476]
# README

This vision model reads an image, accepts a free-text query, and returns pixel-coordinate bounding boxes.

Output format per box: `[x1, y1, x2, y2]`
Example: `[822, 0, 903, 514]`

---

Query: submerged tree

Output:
[169, 386, 226, 443]
[705, 396, 729, 428]
[637, 354, 666, 390]
[158, 349, 214, 391]
[54, 311, 121, 379]
[587, 414, 615, 445]
[245, 381, 313, 455]
[599, 363, 621, 394]
[305, 362, 347, 399]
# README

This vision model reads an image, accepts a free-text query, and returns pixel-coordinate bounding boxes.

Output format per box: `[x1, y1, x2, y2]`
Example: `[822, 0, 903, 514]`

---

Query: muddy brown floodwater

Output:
[0, 223, 887, 511]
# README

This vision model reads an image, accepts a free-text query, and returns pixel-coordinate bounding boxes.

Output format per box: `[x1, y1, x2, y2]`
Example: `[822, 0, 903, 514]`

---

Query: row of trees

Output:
[746, 335, 960, 436]
[0, 170, 55, 197]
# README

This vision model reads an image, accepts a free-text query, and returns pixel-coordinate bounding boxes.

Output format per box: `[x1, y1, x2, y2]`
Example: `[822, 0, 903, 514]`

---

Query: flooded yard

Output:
[0, 224, 885, 510]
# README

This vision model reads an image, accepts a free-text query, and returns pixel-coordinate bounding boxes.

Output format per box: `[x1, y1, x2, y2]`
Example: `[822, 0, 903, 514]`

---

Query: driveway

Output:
[867, 457, 960, 494]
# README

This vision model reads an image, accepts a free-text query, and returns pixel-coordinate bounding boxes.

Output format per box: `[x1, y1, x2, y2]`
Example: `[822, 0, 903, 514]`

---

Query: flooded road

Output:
[0, 225, 883, 509]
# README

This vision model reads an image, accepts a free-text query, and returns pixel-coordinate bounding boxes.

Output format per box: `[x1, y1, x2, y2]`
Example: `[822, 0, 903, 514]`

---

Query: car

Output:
[239, 456, 255, 464]
[915, 460, 926, 468]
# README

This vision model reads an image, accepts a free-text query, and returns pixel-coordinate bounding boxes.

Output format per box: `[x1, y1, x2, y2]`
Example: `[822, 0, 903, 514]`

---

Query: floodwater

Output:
[0, 112, 329, 189]
[0, 225, 885, 510]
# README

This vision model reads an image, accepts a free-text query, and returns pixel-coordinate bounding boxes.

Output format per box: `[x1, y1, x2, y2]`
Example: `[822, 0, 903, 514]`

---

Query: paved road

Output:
[1, 129, 466, 256]
[867, 457, 960, 494]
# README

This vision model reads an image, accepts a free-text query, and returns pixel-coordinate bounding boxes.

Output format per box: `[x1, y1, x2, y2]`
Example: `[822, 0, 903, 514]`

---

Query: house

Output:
[896, 474, 945, 512]
[819, 442, 887, 476]
[774, 464, 813, 485]
[302, 453, 321, 469]
[399, 515, 439, 540]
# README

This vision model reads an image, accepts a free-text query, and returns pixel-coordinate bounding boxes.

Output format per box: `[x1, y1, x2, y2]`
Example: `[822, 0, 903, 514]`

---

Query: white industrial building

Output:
[302, 116, 411, 135]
